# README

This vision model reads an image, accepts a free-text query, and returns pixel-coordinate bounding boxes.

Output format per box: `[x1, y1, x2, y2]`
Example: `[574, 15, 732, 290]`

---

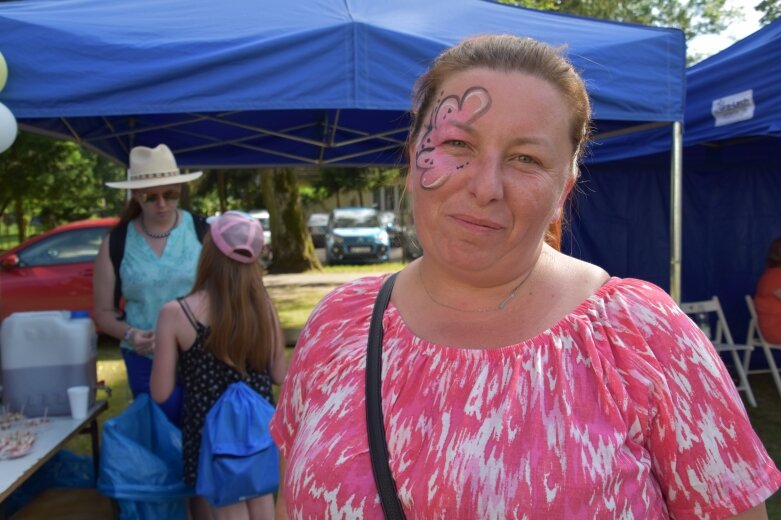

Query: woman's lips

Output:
[451, 213, 502, 231]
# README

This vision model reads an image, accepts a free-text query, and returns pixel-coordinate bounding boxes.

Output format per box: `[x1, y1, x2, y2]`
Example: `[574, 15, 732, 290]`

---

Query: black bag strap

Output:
[108, 212, 209, 318]
[192, 213, 210, 241]
[366, 272, 406, 520]
[108, 220, 130, 319]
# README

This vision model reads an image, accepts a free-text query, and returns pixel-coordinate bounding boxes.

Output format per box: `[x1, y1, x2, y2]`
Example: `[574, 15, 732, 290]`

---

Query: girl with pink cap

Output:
[152, 211, 287, 519]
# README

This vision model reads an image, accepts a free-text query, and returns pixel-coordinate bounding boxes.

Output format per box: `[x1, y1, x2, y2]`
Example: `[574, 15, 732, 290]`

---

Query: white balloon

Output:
[0, 101, 18, 153]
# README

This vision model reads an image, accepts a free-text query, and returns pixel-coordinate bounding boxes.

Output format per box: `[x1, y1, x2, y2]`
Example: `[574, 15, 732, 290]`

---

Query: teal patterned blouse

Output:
[119, 210, 202, 357]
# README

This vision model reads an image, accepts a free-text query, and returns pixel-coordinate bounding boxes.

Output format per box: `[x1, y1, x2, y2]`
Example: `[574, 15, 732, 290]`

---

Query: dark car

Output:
[307, 213, 329, 248]
[325, 208, 390, 265]
[401, 226, 423, 261]
[0, 217, 118, 321]
[378, 211, 402, 248]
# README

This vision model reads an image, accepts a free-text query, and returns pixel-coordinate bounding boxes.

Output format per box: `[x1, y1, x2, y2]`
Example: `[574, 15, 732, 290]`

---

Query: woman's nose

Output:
[468, 154, 504, 204]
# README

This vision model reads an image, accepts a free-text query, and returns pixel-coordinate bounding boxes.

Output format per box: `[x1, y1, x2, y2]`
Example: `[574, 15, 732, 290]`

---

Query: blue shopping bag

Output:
[97, 394, 193, 519]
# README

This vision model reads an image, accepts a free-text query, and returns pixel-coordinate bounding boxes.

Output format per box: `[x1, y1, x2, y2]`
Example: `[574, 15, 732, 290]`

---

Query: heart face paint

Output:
[414, 86, 491, 189]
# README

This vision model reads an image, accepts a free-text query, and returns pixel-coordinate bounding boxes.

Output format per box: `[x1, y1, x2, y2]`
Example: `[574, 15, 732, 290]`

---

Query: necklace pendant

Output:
[497, 291, 518, 311]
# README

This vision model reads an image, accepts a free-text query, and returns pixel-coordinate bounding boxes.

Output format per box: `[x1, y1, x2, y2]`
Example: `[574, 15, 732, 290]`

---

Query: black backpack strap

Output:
[365, 272, 405, 520]
[192, 213, 209, 242]
[108, 220, 129, 320]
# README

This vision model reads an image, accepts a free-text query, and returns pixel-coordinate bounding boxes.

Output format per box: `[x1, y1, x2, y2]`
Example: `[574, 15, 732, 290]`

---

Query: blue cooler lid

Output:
[70, 310, 90, 319]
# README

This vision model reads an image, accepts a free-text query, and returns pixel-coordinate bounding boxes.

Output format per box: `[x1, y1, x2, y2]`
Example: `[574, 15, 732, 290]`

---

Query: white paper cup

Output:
[67, 386, 89, 420]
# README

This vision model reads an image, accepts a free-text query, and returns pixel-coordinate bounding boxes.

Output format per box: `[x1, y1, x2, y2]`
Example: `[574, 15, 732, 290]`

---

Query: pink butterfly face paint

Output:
[414, 86, 491, 190]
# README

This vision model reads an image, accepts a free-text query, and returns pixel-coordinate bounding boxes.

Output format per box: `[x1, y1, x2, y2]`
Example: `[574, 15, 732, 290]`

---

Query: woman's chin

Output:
[427, 245, 504, 273]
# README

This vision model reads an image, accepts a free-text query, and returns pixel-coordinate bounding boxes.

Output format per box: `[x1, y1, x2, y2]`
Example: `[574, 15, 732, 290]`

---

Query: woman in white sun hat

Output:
[93, 144, 206, 425]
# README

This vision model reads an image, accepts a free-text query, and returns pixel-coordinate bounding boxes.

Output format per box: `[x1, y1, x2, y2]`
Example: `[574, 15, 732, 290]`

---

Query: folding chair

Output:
[679, 296, 757, 407]
[744, 295, 781, 400]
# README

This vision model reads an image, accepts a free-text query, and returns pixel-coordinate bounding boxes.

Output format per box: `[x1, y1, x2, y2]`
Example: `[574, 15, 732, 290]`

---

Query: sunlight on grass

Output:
[269, 287, 330, 330]
[269, 261, 405, 330]
[308, 261, 405, 274]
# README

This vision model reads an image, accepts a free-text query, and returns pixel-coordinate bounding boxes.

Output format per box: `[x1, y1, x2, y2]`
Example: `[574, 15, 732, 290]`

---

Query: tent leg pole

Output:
[670, 121, 683, 303]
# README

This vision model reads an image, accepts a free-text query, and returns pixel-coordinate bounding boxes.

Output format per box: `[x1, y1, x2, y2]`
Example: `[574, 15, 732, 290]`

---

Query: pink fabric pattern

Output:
[271, 276, 781, 519]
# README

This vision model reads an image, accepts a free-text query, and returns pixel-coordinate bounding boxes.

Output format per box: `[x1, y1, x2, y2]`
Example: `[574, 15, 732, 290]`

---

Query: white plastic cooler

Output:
[1, 310, 97, 416]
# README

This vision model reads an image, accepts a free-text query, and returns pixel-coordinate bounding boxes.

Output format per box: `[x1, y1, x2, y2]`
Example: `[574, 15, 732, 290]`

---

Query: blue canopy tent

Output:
[0, 0, 685, 167]
[0, 0, 686, 288]
[566, 19, 781, 339]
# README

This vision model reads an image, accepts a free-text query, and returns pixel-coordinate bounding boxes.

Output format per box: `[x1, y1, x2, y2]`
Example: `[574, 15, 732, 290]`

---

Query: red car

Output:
[0, 217, 118, 322]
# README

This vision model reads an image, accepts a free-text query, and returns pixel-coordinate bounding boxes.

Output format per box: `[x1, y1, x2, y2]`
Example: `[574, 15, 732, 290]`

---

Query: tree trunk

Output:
[218, 170, 227, 213]
[260, 168, 321, 273]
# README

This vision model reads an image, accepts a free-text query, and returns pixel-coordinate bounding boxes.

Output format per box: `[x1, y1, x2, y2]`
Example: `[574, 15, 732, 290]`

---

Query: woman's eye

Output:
[513, 154, 536, 165]
[443, 139, 468, 148]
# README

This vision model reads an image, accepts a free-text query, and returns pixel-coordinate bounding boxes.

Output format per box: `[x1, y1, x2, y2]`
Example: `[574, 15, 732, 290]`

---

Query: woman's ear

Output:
[551, 175, 576, 223]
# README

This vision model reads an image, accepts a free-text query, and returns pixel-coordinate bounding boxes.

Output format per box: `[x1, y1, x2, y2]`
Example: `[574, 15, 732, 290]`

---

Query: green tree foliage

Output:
[0, 132, 122, 241]
[756, 0, 780, 23]
[298, 185, 329, 212]
[316, 167, 402, 208]
[317, 167, 367, 207]
[185, 168, 265, 217]
[499, 0, 739, 42]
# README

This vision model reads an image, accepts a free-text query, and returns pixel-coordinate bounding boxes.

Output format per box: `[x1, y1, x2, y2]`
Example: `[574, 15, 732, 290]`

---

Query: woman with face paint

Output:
[271, 35, 780, 519]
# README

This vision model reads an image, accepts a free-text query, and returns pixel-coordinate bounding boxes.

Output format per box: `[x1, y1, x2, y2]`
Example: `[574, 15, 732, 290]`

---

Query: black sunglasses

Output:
[139, 190, 181, 204]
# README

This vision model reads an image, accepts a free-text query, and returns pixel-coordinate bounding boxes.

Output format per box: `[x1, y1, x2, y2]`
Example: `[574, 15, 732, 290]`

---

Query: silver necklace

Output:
[140, 211, 179, 239]
[418, 262, 536, 313]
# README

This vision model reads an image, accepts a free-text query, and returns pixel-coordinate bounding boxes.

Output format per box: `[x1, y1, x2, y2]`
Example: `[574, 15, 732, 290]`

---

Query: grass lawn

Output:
[63, 261, 781, 516]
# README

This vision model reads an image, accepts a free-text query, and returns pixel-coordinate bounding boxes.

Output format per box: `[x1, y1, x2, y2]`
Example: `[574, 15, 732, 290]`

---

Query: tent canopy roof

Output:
[685, 18, 781, 145]
[588, 18, 781, 164]
[0, 0, 685, 167]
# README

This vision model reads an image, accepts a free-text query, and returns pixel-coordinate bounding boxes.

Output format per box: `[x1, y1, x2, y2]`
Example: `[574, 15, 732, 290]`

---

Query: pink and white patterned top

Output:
[271, 276, 781, 519]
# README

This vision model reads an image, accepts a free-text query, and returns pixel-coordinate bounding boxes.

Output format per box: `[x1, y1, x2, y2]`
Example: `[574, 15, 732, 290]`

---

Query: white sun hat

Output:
[105, 144, 203, 189]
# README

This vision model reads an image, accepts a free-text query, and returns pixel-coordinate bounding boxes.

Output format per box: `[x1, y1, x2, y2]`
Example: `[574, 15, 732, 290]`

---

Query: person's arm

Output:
[263, 290, 288, 385]
[274, 455, 289, 520]
[150, 301, 180, 403]
[92, 232, 156, 355]
[728, 503, 768, 520]
[92, 234, 127, 341]
[268, 304, 288, 385]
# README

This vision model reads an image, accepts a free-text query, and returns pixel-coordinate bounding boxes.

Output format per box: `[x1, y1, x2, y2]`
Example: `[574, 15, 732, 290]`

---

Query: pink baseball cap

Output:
[207, 211, 264, 264]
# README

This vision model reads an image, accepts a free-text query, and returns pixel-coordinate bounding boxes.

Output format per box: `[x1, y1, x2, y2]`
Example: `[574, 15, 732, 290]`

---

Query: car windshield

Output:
[333, 214, 380, 228]
[18, 227, 108, 266]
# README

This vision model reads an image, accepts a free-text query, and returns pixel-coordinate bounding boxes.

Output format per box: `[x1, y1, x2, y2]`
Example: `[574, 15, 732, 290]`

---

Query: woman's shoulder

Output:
[601, 277, 675, 306]
[157, 298, 185, 330]
[580, 276, 687, 354]
[547, 250, 671, 308]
